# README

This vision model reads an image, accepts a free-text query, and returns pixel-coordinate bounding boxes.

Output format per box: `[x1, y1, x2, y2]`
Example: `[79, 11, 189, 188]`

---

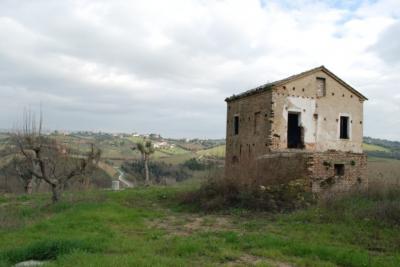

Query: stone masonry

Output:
[225, 66, 368, 194]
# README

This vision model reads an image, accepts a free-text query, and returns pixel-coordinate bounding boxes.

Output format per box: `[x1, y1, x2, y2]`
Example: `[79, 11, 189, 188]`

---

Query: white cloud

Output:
[0, 0, 399, 139]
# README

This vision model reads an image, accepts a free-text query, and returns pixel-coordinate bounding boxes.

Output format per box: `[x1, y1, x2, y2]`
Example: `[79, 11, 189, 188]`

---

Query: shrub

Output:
[182, 158, 206, 171]
[182, 158, 218, 171]
[122, 160, 191, 183]
[182, 173, 315, 212]
[319, 182, 400, 226]
[363, 200, 400, 226]
[360, 184, 400, 226]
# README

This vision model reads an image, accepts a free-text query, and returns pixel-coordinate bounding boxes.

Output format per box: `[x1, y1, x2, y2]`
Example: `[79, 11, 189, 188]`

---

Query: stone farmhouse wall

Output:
[225, 67, 367, 195]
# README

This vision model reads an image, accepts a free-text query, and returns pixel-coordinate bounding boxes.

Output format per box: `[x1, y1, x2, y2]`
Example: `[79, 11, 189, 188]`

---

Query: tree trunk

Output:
[35, 178, 42, 192]
[84, 176, 90, 189]
[144, 155, 150, 186]
[51, 184, 61, 203]
[24, 179, 33, 194]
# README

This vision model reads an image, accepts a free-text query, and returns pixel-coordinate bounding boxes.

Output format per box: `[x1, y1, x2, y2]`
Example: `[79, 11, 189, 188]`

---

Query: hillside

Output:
[1, 132, 400, 162]
[1, 178, 399, 267]
[362, 143, 390, 152]
[363, 137, 400, 160]
[196, 145, 225, 158]
[364, 136, 400, 150]
[1, 132, 399, 193]
[0, 132, 399, 266]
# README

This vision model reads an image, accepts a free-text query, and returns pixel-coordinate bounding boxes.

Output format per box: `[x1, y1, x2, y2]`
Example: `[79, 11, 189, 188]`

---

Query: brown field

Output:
[367, 157, 400, 185]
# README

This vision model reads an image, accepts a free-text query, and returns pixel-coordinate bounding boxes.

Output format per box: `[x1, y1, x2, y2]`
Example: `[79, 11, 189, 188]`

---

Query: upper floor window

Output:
[339, 116, 350, 139]
[316, 77, 326, 97]
[233, 115, 239, 135]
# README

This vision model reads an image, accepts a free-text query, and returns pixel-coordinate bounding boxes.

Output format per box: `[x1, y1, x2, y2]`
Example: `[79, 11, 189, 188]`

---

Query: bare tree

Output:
[12, 157, 37, 194]
[133, 140, 155, 185]
[78, 144, 102, 189]
[11, 110, 101, 203]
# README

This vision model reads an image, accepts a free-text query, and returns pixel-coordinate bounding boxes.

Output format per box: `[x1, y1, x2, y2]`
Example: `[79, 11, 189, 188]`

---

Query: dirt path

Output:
[115, 168, 134, 188]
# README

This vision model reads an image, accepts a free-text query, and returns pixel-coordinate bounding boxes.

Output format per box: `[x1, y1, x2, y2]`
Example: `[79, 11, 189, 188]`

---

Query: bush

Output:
[182, 173, 315, 212]
[182, 158, 206, 171]
[182, 158, 217, 171]
[359, 185, 400, 226]
[364, 200, 400, 226]
[121, 160, 191, 183]
[319, 182, 400, 226]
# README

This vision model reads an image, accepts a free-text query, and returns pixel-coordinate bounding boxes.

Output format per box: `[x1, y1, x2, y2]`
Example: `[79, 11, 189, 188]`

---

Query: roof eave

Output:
[225, 85, 275, 102]
[225, 65, 368, 102]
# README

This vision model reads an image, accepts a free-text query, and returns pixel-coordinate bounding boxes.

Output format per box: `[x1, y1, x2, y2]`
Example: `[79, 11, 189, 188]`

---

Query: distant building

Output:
[225, 66, 368, 193]
[153, 141, 170, 149]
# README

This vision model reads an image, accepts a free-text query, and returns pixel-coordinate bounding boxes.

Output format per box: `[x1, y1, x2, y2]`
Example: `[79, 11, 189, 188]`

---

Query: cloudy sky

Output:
[0, 0, 399, 139]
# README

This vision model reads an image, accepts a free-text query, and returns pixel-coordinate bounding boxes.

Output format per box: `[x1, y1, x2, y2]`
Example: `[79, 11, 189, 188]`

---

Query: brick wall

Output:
[309, 151, 368, 194]
[226, 151, 367, 195]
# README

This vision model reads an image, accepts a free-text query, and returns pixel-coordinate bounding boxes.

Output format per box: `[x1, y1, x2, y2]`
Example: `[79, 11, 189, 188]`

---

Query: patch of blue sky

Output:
[259, 0, 378, 11]
[258, 0, 379, 39]
[259, 0, 267, 8]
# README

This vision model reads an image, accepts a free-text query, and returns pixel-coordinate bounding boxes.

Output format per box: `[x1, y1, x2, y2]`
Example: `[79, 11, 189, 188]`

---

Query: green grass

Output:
[1, 182, 399, 267]
[197, 145, 226, 158]
[367, 157, 397, 163]
[158, 153, 195, 164]
[125, 136, 145, 143]
[363, 143, 390, 152]
[159, 146, 190, 156]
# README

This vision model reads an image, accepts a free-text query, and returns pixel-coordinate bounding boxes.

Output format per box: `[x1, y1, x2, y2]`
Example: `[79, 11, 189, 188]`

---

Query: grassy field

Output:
[158, 153, 195, 165]
[362, 143, 390, 152]
[159, 146, 190, 156]
[1, 178, 399, 267]
[1, 133, 400, 266]
[366, 157, 400, 185]
[197, 145, 226, 158]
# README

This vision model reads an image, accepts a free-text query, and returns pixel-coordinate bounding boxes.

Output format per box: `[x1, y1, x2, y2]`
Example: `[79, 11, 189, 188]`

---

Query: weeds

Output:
[182, 175, 315, 212]
[319, 181, 400, 227]
[0, 239, 100, 265]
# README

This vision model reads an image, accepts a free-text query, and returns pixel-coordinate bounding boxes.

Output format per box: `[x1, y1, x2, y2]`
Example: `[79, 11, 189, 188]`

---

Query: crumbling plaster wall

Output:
[271, 70, 364, 153]
[225, 69, 366, 194]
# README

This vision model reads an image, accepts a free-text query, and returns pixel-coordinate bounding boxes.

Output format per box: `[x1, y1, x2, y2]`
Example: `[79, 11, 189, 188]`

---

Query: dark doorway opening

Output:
[287, 113, 303, 149]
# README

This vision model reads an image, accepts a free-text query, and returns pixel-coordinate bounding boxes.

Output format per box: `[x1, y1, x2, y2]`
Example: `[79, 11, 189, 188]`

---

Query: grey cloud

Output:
[0, 0, 399, 139]
[372, 21, 400, 64]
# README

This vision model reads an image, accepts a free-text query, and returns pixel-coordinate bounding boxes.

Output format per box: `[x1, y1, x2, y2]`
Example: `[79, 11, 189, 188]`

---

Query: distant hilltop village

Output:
[8, 130, 225, 150]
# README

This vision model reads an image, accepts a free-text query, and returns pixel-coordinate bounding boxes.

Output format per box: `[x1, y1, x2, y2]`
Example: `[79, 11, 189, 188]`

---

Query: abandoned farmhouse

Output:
[225, 66, 368, 193]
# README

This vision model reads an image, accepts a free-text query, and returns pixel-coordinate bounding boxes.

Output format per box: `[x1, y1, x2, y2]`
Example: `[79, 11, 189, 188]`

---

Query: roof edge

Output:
[225, 65, 368, 102]
[319, 67, 368, 101]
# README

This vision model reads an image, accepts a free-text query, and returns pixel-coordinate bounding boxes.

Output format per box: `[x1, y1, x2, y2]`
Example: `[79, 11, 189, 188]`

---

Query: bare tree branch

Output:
[11, 110, 101, 202]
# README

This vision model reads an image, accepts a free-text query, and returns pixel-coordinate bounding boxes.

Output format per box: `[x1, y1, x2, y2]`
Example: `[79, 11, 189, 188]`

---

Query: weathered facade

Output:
[225, 66, 368, 193]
